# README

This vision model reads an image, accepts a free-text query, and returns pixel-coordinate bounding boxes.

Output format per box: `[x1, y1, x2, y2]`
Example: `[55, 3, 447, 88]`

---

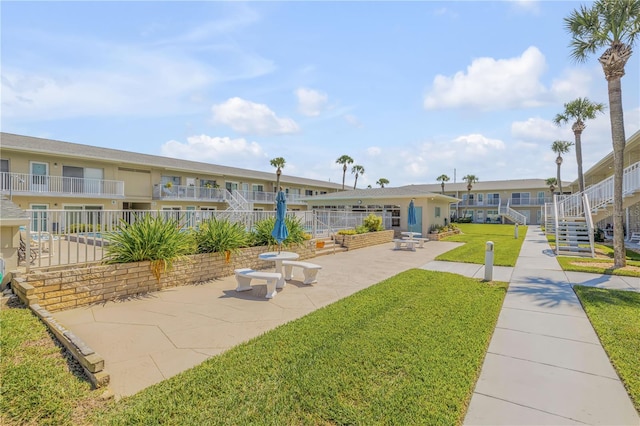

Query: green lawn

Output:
[574, 286, 640, 412]
[435, 224, 527, 266]
[0, 306, 104, 426]
[557, 257, 640, 278]
[90, 270, 506, 425]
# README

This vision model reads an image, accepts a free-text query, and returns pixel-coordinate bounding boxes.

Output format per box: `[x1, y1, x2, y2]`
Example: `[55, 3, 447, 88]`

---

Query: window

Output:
[201, 179, 217, 188]
[487, 193, 500, 205]
[511, 193, 530, 205]
[476, 194, 484, 206]
[305, 190, 313, 196]
[162, 175, 181, 187]
[435, 206, 441, 218]
[1, 159, 8, 190]
[486, 210, 499, 223]
[537, 191, 546, 204]
[252, 184, 264, 192]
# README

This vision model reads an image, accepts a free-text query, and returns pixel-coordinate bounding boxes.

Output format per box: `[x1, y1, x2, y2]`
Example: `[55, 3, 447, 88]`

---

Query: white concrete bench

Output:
[402, 236, 428, 248]
[393, 239, 416, 251]
[234, 268, 282, 299]
[629, 232, 640, 244]
[282, 260, 322, 285]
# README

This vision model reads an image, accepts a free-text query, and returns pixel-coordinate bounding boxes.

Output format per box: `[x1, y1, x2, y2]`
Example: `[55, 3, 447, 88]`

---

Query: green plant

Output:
[362, 213, 383, 232]
[355, 225, 368, 234]
[337, 229, 357, 236]
[195, 217, 250, 262]
[92, 269, 507, 425]
[102, 214, 195, 280]
[251, 216, 307, 248]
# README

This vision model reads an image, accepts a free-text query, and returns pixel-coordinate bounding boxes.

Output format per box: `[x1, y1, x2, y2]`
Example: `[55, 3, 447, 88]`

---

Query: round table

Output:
[258, 251, 300, 288]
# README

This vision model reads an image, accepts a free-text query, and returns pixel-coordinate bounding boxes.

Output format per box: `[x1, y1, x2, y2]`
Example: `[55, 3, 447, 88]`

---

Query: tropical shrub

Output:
[102, 214, 196, 279]
[362, 214, 384, 232]
[195, 217, 250, 260]
[251, 216, 307, 249]
[337, 229, 357, 236]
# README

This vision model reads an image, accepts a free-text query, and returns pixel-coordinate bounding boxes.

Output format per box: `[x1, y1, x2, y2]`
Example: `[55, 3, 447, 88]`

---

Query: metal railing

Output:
[498, 200, 527, 225]
[582, 194, 596, 257]
[0, 172, 125, 198]
[556, 160, 640, 217]
[152, 184, 308, 204]
[18, 209, 386, 271]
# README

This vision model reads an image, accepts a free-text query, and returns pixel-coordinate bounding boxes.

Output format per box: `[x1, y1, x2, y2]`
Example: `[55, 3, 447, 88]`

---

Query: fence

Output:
[19, 209, 389, 271]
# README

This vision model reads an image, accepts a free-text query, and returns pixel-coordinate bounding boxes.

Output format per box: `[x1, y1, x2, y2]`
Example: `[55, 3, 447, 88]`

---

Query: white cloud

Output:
[295, 87, 328, 117]
[211, 97, 299, 136]
[161, 134, 267, 167]
[424, 46, 548, 111]
[511, 117, 567, 142]
[344, 114, 363, 128]
[367, 147, 381, 156]
[509, 0, 540, 14]
[453, 133, 506, 155]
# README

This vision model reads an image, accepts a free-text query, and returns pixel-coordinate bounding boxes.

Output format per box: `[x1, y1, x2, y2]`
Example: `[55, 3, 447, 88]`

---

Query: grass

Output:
[0, 305, 106, 426]
[547, 236, 640, 277]
[435, 223, 527, 266]
[574, 286, 640, 412]
[88, 269, 507, 425]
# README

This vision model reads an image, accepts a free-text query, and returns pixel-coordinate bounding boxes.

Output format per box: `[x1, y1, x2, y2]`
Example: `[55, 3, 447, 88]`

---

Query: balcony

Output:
[153, 185, 307, 205]
[457, 197, 551, 207]
[0, 172, 125, 199]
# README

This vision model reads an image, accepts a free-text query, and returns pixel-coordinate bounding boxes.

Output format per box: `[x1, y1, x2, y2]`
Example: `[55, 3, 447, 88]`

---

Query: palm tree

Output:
[376, 178, 389, 188]
[335, 155, 354, 190]
[565, 0, 638, 267]
[553, 98, 605, 193]
[545, 177, 558, 195]
[462, 174, 478, 219]
[436, 174, 450, 195]
[352, 165, 365, 189]
[270, 157, 286, 193]
[551, 140, 573, 195]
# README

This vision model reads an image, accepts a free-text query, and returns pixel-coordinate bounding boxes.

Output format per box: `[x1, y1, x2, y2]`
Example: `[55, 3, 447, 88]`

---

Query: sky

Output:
[2, 1, 639, 189]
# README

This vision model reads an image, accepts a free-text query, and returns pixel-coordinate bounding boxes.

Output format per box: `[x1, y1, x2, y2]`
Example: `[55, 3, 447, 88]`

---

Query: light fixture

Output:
[357, 200, 362, 204]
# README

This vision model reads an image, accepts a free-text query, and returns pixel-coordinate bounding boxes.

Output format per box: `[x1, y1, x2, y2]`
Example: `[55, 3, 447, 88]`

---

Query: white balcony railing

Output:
[0, 172, 125, 198]
[153, 185, 307, 204]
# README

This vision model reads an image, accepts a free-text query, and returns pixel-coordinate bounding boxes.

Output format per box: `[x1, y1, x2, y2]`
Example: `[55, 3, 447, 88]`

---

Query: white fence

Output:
[20, 209, 390, 271]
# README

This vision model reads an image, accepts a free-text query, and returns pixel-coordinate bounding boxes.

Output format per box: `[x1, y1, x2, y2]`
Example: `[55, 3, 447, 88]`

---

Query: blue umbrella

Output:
[408, 199, 417, 232]
[272, 190, 289, 253]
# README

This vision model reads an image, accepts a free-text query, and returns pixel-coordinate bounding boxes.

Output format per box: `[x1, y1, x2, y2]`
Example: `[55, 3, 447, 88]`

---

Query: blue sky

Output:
[2, 1, 639, 188]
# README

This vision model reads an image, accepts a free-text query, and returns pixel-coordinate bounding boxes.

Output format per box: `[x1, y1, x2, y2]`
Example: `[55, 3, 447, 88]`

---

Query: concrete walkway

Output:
[456, 225, 639, 425]
[53, 240, 462, 398]
[52, 226, 639, 424]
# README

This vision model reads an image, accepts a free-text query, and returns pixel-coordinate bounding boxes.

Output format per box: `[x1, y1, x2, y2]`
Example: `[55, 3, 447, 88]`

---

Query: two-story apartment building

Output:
[0, 133, 343, 218]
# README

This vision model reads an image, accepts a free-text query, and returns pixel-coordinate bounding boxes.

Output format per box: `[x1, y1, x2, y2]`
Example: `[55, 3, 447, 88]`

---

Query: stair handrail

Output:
[553, 194, 560, 255]
[582, 194, 596, 258]
[507, 200, 527, 225]
[314, 213, 336, 255]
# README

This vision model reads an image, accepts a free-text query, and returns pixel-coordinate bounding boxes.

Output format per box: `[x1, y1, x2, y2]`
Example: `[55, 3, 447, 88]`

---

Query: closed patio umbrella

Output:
[408, 199, 417, 233]
[272, 190, 289, 253]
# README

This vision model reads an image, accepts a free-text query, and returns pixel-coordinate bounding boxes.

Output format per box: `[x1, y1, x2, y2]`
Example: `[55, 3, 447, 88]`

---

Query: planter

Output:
[427, 229, 461, 241]
[335, 230, 394, 250]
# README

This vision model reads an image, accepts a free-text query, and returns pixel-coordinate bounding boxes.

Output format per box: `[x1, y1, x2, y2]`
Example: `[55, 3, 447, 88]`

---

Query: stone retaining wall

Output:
[427, 229, 461, 241]
[13, 242, 315, 312]
[333, 230, 394, 250]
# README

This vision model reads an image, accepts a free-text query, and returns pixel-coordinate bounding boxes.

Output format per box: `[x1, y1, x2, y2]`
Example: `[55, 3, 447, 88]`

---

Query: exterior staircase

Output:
[314, 236, 347, 256]
[555, 217, 593, 257]
[499, 200, 527, 225]
[545, 160, 640, 258]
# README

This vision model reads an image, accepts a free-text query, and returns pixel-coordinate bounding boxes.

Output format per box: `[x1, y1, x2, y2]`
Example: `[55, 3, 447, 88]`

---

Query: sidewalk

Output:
[445, 225, 639, 425]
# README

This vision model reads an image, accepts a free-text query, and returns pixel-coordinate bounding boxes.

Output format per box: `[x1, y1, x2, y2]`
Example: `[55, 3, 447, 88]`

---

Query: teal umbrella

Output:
[408, 199, 417, 232]
[271, 191, 289, 253]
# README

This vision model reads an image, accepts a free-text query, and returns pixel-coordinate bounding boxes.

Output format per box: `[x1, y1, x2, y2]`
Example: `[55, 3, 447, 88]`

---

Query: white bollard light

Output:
[514, 223, 519, 239]
[484, 241, 494, 282]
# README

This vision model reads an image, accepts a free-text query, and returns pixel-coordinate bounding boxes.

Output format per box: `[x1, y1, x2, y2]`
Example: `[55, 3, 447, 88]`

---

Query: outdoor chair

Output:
[18, 233, 39, 264]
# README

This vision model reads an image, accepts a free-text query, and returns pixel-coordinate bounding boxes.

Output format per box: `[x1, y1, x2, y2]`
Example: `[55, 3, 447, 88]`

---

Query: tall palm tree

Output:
[462, 174, 478, 219]
[551, 140, 573, 195]
[376, 178, 389, 188]
[436, 174, 450, 194]
[335, 155, 354, 190]
[270, 157, 286, 193]
[553, 97, 605, 193]
[352, 165, 365, 189]
[565, 0, 639, 267]
[545, 177, 558, 195]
